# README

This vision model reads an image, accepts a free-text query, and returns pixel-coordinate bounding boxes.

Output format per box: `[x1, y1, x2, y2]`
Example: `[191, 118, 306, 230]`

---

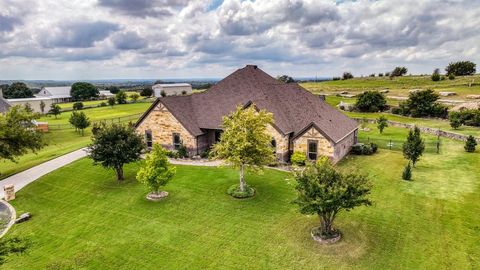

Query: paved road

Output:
[0, 148, 88, 199]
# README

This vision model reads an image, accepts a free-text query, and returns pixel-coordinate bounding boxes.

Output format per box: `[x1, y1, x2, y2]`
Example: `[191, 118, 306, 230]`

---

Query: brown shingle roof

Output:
[137, 65, 358, 143]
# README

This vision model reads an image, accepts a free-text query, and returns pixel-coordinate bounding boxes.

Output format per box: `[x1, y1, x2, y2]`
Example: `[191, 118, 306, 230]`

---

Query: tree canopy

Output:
[211, 105, 275, 194]
[116, 91, 127, 104]
[277, 75, 295, 83]
[48, 104, 61, 119]
[140, 86, 153, 97]
[88, 122, 145, 181]
[445, 61, 476, 76]
[136, 144, 176, 194]
[293, 158, 372, 240]
[71, 82, 99, 101]
[0, 106, 45, 167]
[398, 89, 448, 118]
[2, 82, 34, 99]
[390, 66, 408, 77]
[69, 111, 90, 136]
[403, 126, 425, 166]
[355, 91, 387, 112]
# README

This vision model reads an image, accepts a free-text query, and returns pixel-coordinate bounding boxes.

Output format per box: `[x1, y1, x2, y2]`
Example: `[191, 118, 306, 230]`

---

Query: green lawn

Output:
[57, 94, 151, 109]
[0, 102, 152, 179]
[41, 102, 151, 125]
[301, 74, 480, 100]
[3, 126, 479, 269]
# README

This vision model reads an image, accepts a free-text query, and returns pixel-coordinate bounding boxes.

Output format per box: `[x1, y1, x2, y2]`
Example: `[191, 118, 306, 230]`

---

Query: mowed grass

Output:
[0, 102, 152, 179]
[324, 95, 480, 138]
[301, 74, 480, 100]
[39, 102, 152, 125]
[3, 127, 479, 269]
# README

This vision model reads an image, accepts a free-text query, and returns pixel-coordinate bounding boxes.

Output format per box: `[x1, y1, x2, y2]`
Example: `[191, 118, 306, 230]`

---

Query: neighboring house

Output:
[136, 65, 358, 163]
[152, 83, 192, 97]
[0, 96, 11, 114]
[36, 86, 72, 103]
[99, 90, 115, 99]
[6, 97, 54, 114]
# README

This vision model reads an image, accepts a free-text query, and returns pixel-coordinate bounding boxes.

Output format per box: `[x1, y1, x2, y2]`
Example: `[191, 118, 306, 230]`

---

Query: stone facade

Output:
[266, 124, 290, 162]
[136, 103, 197, 154]
[293, 127, 334, 160]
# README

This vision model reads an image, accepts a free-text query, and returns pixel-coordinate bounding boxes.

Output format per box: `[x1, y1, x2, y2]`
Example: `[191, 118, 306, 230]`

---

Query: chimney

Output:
[319, 94, 326, 101]
[246, 65, 257, 69]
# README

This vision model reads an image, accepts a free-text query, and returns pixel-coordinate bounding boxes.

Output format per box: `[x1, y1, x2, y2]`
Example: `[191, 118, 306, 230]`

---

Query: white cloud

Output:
[0, 0, 479, 79]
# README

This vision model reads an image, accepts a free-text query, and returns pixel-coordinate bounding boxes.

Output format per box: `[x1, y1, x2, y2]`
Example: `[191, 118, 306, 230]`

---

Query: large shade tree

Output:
[88, 122, 145, 181]
[3, 82, 34, 99]
[293, 158, 372, 242]
[0, 106, 45, 174]
[71, 82, 99, 101]
[211, 105, 275, 197]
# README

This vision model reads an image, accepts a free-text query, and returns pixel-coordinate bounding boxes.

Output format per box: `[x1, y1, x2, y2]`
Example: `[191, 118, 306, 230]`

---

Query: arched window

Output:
[173, 133, 181, 149]
[271, 138, 277, 152]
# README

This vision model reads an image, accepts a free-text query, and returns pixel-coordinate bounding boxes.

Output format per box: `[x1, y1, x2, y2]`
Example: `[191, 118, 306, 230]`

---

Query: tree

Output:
[73, 101, 84, 110]
[136, 144, 176, 196]
[211, 105, 275, 196]
[140, 86, 153, 97]
[69, 111, 90, 136]
[398, 89, 448, 118]
[130, 93, 140, 102]
[355, 91, 387, 112]
[376, 115, 388, 133]
[402, 162, 412, 180]
[431, 68, 441, 81]
[70, 82, 99, 101]
[48, 104, 61, 119]
[107, 86, 120, 94]
[390, 66, 408, 77]
[449, 112, 462, 129]
[293, 158, 372, 241]
[88, 122, 145, 181]
[3, 82, 33, 99]
[464, 135, 477, 152]
[0, 237, 30, 265]
[39, 101, 46, 114]
[445, 61, 476, 76]
[160, 90, 167, 97]
[0, 106, 44, 168]
[107, 97, 115, 107]
[277, 75, 295, 83]
[342, 72, 354, 80]
[116, 91, 127, 104]
[403, 126, 425, 167]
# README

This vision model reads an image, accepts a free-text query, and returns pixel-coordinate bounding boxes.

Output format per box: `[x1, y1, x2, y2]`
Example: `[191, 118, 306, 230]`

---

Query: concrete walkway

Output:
[0, 148, 88, 199]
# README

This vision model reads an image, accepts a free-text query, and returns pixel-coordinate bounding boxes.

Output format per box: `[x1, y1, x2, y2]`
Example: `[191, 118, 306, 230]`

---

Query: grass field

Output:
[0, 102, 152, 180]
[57, 93, 151, 109]
[3, 126, 479, 269]
[301, 75, 480, 100]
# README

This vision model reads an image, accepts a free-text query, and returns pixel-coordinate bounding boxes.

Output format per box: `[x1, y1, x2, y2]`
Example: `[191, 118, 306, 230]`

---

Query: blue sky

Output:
[0, 0, 478, 80]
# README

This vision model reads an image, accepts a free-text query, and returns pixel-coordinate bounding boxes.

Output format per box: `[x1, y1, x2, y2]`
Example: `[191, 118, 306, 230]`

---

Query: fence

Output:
[358, 136, 441, 154]
[48, 113, 143, 130]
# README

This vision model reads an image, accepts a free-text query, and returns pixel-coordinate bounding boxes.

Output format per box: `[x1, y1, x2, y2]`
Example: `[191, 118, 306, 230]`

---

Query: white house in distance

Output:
[36, 86, 72, 103]
[6, 97, 54, 114]
[152, 83, 192, 97]
[99, 90, 115, 98]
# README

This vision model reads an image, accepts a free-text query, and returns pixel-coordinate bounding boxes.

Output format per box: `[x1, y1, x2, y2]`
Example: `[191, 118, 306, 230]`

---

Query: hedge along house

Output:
[135, 65, 358, 163]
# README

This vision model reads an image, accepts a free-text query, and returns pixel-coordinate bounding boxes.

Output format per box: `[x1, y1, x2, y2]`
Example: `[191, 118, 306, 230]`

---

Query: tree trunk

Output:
[115, 166, 124, 181]
[320, 213, 333, 236]
[239, 164, 246, 192]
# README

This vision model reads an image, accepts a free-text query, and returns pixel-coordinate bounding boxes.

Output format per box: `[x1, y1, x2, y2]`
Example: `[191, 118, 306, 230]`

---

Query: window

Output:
[271, 139, 277, 153]
[173, 133, 181, 150]
[308, 140, 318, 160]
[145, 130, 153, 148]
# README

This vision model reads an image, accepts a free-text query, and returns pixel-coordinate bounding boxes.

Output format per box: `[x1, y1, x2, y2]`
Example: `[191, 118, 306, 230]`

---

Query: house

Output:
[152, 83, 192, 97]
[6, 97, 54, 114]
[99, 90, 115, 99]
[36, 86, 72, 103]
[136, 65, 358, 163]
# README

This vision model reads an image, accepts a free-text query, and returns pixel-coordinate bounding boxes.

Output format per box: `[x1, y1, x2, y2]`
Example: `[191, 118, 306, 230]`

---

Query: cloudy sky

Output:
[0, 0, 479, 80]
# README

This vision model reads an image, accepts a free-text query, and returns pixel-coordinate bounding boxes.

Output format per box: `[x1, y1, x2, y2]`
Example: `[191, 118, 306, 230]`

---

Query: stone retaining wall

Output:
[354, 118, 480, 143]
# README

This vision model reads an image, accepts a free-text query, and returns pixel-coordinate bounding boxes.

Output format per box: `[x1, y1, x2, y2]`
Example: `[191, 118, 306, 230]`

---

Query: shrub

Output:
[351, 143, 377, 155]
[445, 61, 476, 76]
[332, 77, 341, 81]
[166, 150, 179, 158]
[73, 102, 84, 110]
[291, 151, 306, 166]
[160, 90, 167, 97]
[99, 102, 107, 107]
[376, 116, 388, 133]
[449, 112, 463, 129]
[140, 86, 153, 97]
[342, 72, 354, 80]
[227, 184, 255, 198]
[464, 135, 477, 152]
[449, 110, 480, 127]
[116, 91, 127, 104]
[107, 97, 115, 107]
[200, 149, 210, 159]
[431, 68, 441, 81]
[355, 91, 387, 112]
[369, 73, 375, 77]
[177, 144, 188, 158]
[378, 73, 384, 77]
[402, 162, 412, 180]
[448, 73, 455, 80]
[398, 89, 448, 118]
[130, 93, 140, 102]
